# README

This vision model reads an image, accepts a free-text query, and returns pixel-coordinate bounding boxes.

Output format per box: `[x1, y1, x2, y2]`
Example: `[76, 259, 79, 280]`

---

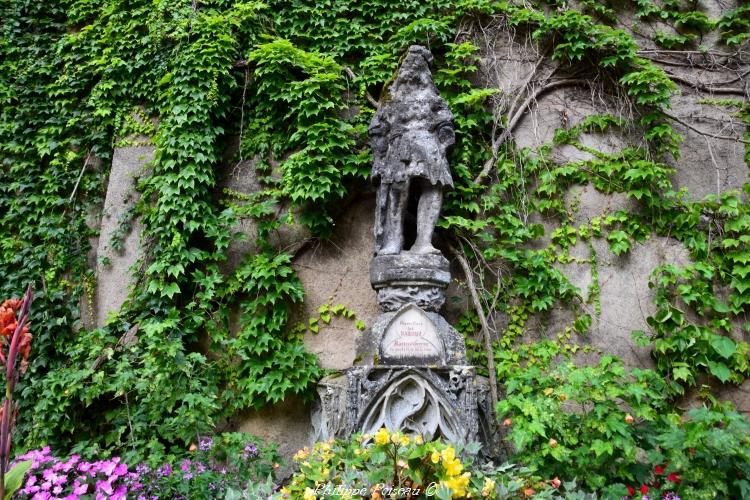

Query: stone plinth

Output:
[370, 253, 450, 312]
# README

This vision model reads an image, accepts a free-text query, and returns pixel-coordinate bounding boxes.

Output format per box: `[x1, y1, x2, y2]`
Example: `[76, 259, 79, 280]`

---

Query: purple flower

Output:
[135, 463, 151, 475]
[100, 460, 117, 476]
[32, 492, 51, 500]
[112, 484, 128, 500]
[157, 463, 172, 477]
[180, 459, 192, 472]
[183, 472, 193, 480]
[52, 486, 62, 494]
[113, 463, 128, 477]
[21, 485, 40, 495]
[198, 437, 213, 451]
[242, 443, 258, 458]
[194, 461, 206, 474]
[77, 462, 92, 473]
[663, 494, 681, 500]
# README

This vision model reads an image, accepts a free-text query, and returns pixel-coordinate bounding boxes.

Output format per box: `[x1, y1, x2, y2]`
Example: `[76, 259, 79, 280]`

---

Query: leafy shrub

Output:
[497, 341, 750, 497]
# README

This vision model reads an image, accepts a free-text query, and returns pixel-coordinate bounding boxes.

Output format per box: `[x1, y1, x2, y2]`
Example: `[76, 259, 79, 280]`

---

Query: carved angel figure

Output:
[369, 45, 455, 255]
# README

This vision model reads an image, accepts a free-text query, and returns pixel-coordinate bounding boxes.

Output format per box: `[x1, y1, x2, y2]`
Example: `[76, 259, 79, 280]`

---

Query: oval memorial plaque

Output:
[380, 305, 445, 364]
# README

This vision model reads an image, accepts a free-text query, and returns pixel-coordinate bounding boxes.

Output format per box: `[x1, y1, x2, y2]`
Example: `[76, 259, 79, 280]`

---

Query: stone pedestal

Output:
[311, 254, 497, 455]
[370, 253, 450, 312]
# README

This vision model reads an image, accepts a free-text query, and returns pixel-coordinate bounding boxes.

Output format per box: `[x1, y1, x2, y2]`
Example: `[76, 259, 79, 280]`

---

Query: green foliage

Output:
[497, 341, 670, 492]
[3, 460, 32, 500]
[497, 342, 750, 496]
[213, 252, 321, 408]
[717, 5, 750, 45]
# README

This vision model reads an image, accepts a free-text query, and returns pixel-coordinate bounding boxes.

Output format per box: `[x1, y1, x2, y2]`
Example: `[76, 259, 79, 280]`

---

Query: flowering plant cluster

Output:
[15, 447, 132, 499]
[13, 433, 279, 500]
[281, 429, 584, 499]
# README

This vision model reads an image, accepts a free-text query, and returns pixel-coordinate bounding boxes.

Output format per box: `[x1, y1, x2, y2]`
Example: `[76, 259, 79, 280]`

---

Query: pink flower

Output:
[100, 460, 117, 476]
[96, 479, 114, 495]
[73, 481, 88, 494]
[111, 484, 128, 500]
[113, 463, 128, 477]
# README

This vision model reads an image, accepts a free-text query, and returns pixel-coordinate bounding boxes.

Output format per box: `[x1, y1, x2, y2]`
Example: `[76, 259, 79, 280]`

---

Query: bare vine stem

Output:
[666, 71, 747, 96]
[446, 242, 499, 420]
[662, 110, 750, 145]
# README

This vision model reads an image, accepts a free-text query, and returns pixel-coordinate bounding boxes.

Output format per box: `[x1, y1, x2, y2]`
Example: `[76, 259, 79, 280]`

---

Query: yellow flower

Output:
[441, 446, 456, 462]
[280, 487, 291, 497]
[374, 427, 390, 445]
[445, 472, 471, 498]
[293, 447, 310, 461]
[543, 387, 554, 396]
[400, 435, 410, 446]
[430, 451, 441, 464]
[482, 477, 496, 497]
[303, 487, 317, 500]
[445, 458, 463, 476]
[354, 448, 361, 456]
[414, 435, 424, 445]
[391, 433, 401, 444]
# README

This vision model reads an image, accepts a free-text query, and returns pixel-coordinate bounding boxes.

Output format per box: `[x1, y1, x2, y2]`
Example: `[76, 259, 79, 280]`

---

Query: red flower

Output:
[640, 485, 649, 494]
[627, 486, 636, 496]
[667, 473, 681, 483]
[654, 465, 665, 475]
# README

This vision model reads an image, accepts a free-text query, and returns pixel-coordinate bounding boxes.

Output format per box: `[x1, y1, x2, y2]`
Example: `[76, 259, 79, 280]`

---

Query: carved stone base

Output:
[370, 253, 450, 312]
[311, 366, 502, 458]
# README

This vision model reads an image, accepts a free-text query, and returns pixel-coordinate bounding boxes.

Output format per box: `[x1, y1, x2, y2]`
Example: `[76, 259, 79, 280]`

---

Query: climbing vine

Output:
[1, 0, 749, 463]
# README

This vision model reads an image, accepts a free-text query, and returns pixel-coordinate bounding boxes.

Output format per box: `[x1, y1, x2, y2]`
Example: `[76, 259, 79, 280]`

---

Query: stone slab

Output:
[94, 146, 152, 326]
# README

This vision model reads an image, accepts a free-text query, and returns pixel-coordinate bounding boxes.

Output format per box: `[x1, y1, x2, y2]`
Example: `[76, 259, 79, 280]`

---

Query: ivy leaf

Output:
[710, 335, 737, 359]
[708, 361, 731, 383]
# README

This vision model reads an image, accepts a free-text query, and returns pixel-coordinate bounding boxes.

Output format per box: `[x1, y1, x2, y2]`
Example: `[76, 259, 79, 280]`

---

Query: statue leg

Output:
[380, 181, 409, 255]
[411, 181, 442, 254]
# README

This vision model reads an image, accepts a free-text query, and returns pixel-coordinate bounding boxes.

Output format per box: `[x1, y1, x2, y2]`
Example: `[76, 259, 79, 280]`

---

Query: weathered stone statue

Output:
[311, 46, 499, 458]
[369, 45, 455, 255]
